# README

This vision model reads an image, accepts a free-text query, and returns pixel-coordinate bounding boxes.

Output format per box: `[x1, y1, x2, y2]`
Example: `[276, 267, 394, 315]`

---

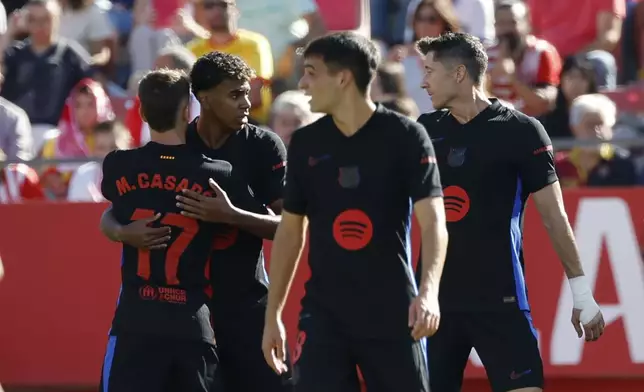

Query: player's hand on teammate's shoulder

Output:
[409, 289, 441, 341]
[262, 314, 289, 375]
[176, 178, 237, 223]
[118, 213, 171, 250]
[572, 306, 605, 342]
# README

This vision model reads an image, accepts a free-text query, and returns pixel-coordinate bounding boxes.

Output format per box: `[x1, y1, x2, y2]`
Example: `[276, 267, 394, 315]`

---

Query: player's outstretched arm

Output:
[532, 182, 605, 341]
[99, 205, 171, 249]
[100, 205, 124, 242]
[262, 211, 308, 374]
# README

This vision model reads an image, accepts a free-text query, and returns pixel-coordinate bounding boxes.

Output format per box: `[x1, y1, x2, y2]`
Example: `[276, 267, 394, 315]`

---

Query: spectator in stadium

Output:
[187, 0, 274, 124]
[399, 0, 461, 113]
[0, 162, 45, 203]
[127, 0, 207, 75]
[41, 78, 115, 177]
[237, 0, 326, 94]
[487, 0, 562, 116]
[269, 90, 321, 146]
[372, 61, 420, 118]
[540, 56, 599, 139]
[0, 69, 34, 162]
[236, 0, 325, 69]
[67, 120, 131, 202]
[556, 94, 637, 187]
[1, 0, 91, 133]
[0, 1, 7, 59]
[404, 0, 495, 46]
[58, 0, 115, 69]
[528, 0, 626, 58]
[125, 46, 199, 146]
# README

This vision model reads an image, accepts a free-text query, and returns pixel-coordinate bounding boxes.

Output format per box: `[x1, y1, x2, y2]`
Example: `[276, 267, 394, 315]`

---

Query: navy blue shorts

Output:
[427, 310, 544, 392]
[213, 300, 294, 392]
[99, 333, 222, 392]
[293, 309, 429, 392]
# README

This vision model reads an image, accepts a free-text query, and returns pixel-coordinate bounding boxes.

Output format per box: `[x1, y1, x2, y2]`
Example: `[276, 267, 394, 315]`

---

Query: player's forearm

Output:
[418, 224, 448, 295]
[228, 207, 281, 240]
[266, 224, 306, 316]
[100, 206, 124, 242]
[541, 211, 584, 279]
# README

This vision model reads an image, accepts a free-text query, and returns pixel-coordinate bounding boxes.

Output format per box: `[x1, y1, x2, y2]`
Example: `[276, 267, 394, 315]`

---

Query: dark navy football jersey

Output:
[284, 105, 443, 338]
[101, 142, 250, 342]
[417, 99, 558, 312]
[185, 121, 286, 319]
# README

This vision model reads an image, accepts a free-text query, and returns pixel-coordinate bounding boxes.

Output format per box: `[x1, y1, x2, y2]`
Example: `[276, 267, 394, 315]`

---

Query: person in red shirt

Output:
[0, 163, 45, 203]
[528, 0, 626, 58]
[487, 0, 561, 116]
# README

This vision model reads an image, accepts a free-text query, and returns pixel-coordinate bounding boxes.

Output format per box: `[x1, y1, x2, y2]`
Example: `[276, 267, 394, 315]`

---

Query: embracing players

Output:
[99, 69, 247, 392]
[415, 32, 605, 392]
[100, 52, 292, 392]
[262, 32, 448, 391]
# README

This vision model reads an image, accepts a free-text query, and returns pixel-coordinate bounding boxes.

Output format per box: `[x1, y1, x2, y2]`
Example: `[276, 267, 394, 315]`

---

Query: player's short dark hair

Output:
[190, 51, 255, 96]
[303, 32, 380, 95]
[138, 68, 191, 132]
[415, 32, 488, 85]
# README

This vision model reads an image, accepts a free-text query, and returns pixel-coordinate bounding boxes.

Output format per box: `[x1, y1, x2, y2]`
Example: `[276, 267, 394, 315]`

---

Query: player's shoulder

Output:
[289, 114, 333, 145]
[241, 124, 285, 152]
[489, 102, 544, 133]
[243, 123, 280, 142]
[417, 109, 451, 130]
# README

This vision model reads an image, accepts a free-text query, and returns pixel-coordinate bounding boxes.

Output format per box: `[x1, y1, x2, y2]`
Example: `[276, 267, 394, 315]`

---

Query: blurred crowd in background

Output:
[1, 0, 644, 204]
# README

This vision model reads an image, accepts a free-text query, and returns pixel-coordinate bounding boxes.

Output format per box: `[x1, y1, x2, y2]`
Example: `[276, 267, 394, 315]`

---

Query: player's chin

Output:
[231, 116, 248, 128]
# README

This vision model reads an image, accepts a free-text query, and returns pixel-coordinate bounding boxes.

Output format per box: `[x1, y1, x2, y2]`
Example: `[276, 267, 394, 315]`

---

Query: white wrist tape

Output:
[569, 276, 600, 325]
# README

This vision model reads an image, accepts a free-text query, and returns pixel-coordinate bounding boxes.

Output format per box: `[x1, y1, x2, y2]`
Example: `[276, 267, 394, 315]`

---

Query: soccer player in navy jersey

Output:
[262, 32, 448, 392]
[414, 32, 605, 392]
[99, 69, 228, 392]
[100, 52, 293, 392]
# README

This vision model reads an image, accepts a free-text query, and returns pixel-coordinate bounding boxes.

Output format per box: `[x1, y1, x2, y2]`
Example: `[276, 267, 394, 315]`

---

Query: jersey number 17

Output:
[131, 208, 201, 285]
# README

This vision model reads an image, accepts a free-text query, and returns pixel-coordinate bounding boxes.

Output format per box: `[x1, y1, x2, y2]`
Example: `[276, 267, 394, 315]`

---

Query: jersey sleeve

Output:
[515, 118, 559, 193]
[282, 132, 308, 215]
[250, 130, 287, 206]
[403, 122, 443, 202]
[100, 150, 120, 202]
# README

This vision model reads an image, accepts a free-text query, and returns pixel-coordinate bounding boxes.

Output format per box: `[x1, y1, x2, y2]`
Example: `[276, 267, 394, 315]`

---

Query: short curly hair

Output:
[190, 51, 255, 95]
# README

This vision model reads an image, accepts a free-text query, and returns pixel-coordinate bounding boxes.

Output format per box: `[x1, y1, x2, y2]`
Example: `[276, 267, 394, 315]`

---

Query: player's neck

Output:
[330, 96, 377, 137]
[449, 90, 491, 124]
[196, 114, 233, 149]
[150, 129, 184, 145]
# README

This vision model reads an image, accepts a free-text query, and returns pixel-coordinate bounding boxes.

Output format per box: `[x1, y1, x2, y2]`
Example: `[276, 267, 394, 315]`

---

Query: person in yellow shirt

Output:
[188, 0, 273, 124]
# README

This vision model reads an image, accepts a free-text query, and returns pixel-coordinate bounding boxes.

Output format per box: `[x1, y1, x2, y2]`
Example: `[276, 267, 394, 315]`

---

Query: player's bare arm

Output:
[99, 205, 171, 249]
[176, 180, 282, 240]
[410, 196, 448, 340]
[532, 182, 605, 341]
[262, 211, 308, 374]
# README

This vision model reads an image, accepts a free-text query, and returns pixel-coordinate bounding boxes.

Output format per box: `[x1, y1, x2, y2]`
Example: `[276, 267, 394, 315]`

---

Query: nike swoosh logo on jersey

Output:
[431, 137, 445, 143]
[308, 154, 331, 166]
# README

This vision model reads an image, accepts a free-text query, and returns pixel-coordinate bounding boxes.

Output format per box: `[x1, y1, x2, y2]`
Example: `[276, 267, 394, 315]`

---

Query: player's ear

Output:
[338, 69, 352, 89]
[183, 103, 190, 122]
[455, 64, 467, 84]
[196, 92, 209, 109]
